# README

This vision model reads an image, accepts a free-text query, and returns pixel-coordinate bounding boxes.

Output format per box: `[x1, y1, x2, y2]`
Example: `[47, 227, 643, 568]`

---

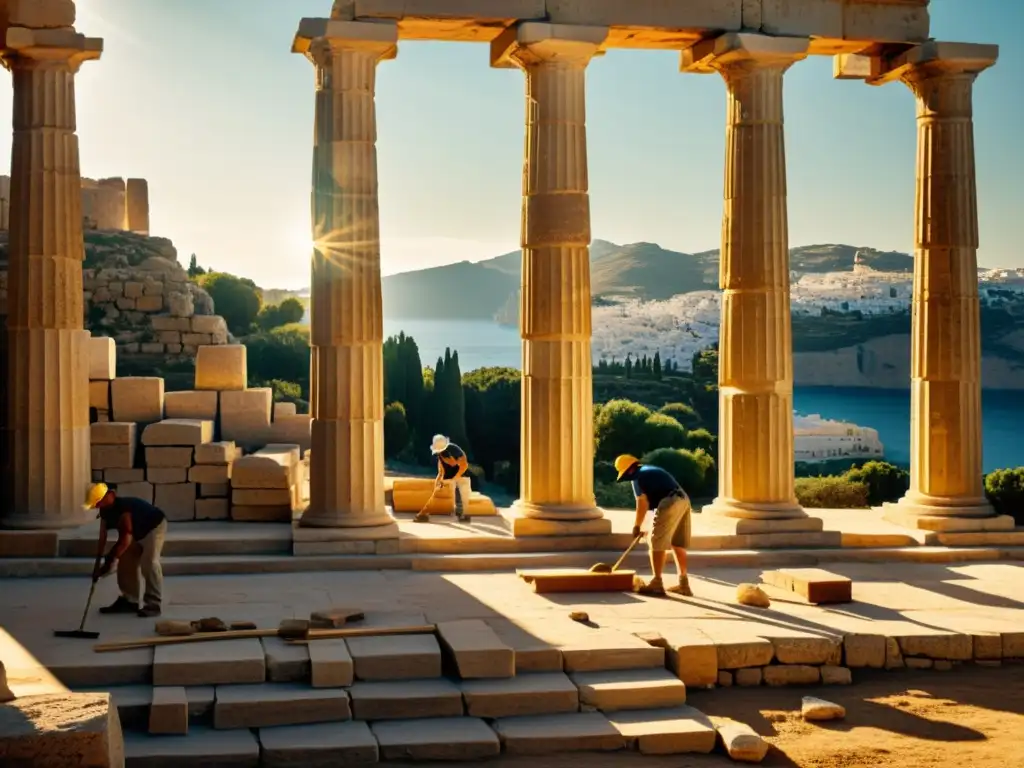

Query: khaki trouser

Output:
[443, 477, 473, 516]
[117, 520, 167, 608]
[649, 494, 692, 551]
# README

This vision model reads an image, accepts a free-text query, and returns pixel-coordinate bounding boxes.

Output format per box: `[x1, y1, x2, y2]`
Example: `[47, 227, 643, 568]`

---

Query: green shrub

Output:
[795, 477, 869, 509]
[383, 402, 410, 459]
[197, 271, 263, 335]
[641, 448, 710, 496]
[658, 402, 700, 429]
[594, 481, 636, 509]
[594, 460, 618, 485]
[684, 427, 716, 454]
[594, 399, 653, 460]
[985, 468, 1024, 524]
[643, 413, 688, 451]
[843, 460, 910, 505]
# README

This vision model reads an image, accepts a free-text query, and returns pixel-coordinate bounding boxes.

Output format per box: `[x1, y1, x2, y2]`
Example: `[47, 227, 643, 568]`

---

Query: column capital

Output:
[293, 17, 398, 61]
[491, 22, 607, 69]
[681, 33, 808, 75]
[834, 41, 998, 85]
[1, 27, 102, 72]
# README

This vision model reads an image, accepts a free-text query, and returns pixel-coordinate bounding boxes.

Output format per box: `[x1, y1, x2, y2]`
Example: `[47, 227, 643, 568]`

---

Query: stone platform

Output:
[2, 507, 1022, 581]
[3, 558, 1024, 764]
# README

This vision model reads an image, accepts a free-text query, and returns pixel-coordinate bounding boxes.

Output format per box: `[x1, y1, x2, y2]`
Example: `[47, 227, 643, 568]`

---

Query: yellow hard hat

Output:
[614, 454, 640, 481]
[83, 482, 109, 511]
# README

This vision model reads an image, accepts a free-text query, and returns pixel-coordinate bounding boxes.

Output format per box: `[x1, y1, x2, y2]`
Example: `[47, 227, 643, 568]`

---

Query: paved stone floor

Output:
[4, 559, 1024, 689]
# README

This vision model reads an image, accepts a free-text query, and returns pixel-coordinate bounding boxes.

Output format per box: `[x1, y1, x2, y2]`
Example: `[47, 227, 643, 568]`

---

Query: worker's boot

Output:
[635, 576, 667, 597]
[99, 596, 139, 615]
[138, 604, 161, 618]
[413, 512, 430, 524]
[667, 575, 693, 597]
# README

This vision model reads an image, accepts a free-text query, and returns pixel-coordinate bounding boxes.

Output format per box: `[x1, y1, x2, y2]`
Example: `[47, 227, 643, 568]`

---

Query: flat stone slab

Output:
[462, 672, 579, 718]
[346, 634, 441, 681]
[570, 667, 688, 712]
[149, 685, 188, 735]
[484, 618, 563, 673]
[371, 717, 500, 762]
[493, 711, 626, 754]
[261, 637, 310, 683]
[0, 692, 124, 767]
[437, 619, 515, 679]
[348, 678, 463, 721]
[258, 721, 378, 767]
[607, 705, 717, 755]
[214, 683, 350, 729]
[761, 568, 852, 604]
[154, 639, 266, 686]
[124, 726, 259, 767]
[308, 639, 354, 688]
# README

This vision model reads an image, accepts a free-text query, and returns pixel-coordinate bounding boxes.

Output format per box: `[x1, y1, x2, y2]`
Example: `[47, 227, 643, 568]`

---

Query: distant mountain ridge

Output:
[378, 240, 915, 321]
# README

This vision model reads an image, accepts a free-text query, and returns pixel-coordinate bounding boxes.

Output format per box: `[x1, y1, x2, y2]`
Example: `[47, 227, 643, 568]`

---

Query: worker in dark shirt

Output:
[414, 434, 471, 523]
[614, 454, 694, 597]
[83, 483, 168, 618]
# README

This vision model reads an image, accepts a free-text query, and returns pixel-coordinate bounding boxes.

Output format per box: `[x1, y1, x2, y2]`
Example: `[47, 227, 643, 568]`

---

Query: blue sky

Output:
[2, 0, 1019, 289]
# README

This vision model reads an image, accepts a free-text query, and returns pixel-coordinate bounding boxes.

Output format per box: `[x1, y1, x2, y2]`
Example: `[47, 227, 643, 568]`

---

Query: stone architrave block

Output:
[116, 482, 154, 504]
[88, 335, 116, 380]
[164, 390, 218, 421]
[145, 447, 194, 468]
[194, 441, 237, 465]
[148, 686, 188, 735]
[232, 450, 297, 490]
[220, 388, 273, 448]
[8, 0, 78, 29]
[154, 483, 197, 521]
[195, 345, 247, 390]
[148, 467, 187, 484]
[90, 421, 136, 447]
[0, 691, 124, 767]
[89, 380, 111, 411]
[195, 498, 229, 520]
[111, 377, 164, 423]
[141, 419, 213, 447]
[91, 444, 136, 471]
[269, 415, 312, 452]
[189, 464, 231, 484]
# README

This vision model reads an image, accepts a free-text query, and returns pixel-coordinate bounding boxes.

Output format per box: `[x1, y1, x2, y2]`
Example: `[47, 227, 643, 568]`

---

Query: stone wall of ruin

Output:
[0, 175, 150, 234]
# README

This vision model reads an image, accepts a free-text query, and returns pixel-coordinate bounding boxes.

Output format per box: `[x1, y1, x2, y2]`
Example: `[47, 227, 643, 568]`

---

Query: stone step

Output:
[59, 521, 292, 558]
[258, 721, 378, 767]
[569, 668, 688, 712]
[462, 672, 580, 718]
[606, 705, 717, 755]
[124, 726, 260, 767]
[492, 711, 626, 755]
[371, 716, 501, 762]
[6, 544, 1024, 578]
[349, 678, 464, 721]
[213, 682, 351, 729]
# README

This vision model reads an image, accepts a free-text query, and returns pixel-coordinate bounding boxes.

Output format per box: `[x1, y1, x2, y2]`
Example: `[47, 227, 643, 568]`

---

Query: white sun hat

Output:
[430, 434, 450, 454]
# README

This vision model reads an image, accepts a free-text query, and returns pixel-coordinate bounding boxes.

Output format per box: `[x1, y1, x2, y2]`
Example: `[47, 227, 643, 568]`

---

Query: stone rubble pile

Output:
[87, 337, 311, 521]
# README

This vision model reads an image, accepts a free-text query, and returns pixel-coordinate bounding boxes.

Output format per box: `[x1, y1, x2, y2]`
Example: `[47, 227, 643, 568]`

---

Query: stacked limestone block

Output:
[191, 441, 242, 520]
[231, 445, 305, 522]
[82, 251, 231, 361]
[88, 337, 117, 423]
[90, 422, 142, 495]
[141, 420, 215, 521]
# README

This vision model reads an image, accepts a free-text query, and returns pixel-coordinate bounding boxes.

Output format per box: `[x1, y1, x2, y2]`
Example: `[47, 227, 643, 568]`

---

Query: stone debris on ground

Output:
[714, 718, 769, 763]
[736, 583, 771, 608]
[801, 696, 847, 721]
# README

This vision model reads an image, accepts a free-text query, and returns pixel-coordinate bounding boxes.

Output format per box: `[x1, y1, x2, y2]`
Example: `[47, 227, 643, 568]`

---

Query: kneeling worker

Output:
[84, 483, 168, 618]
[415, 434, 471, 523]
[614, 454, 693, 597]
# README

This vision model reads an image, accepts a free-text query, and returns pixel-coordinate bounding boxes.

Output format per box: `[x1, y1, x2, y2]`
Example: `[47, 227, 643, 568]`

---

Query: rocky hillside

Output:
[0, 231, 233, 367]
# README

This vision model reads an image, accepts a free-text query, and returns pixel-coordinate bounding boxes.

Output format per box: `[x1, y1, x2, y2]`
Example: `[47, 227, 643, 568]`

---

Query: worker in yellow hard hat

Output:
[83, 482, 168, 618]
[614, 454, 693, 597]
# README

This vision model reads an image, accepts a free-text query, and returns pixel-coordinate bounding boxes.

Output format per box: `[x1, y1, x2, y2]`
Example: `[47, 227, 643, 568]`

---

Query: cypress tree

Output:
[653, 351, 662, 380]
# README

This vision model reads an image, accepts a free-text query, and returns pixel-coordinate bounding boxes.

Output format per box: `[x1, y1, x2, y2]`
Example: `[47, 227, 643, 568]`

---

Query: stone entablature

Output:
[0, 174, 149, 234]
[324, 0, 930, 52]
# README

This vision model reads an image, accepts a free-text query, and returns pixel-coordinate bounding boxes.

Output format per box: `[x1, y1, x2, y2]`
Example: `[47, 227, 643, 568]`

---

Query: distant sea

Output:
[383, 318, 1024, 472]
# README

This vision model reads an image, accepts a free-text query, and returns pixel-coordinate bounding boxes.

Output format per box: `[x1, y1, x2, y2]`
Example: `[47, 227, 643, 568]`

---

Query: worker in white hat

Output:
[83, 483, 168, 618]
[415, 434, 472, 523]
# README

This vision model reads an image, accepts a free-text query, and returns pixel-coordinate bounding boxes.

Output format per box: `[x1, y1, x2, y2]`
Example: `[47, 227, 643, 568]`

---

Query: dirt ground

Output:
[388, 665, 1024, 767]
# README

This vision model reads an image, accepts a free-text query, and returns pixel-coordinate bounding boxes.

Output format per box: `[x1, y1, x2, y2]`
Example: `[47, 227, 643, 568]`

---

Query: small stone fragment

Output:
[155, 620, 195, 637]
[801, 696, 846, 722]
[310, 607, 365, 629]
[821, 665, 852, 685]
[736, 584, 771, 608]
[715, 719, 768, 763]
[735, 667, 762, 687]
[569, 611, 589, 623]
[192, 617, 229, 633]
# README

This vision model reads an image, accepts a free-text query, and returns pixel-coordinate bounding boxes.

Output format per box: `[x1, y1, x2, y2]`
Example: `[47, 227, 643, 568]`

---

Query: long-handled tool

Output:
[55, 579, 101, 640]
[589, 533, 644, 574]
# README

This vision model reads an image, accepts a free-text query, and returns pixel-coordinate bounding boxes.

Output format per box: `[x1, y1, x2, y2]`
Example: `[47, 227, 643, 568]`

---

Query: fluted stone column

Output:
[867, 43, 1010, 532]
[1, 29, 102, 529]
[297, 21, 398, 536]
[492, 23, 609, 537]
[682, 34, 821, 532]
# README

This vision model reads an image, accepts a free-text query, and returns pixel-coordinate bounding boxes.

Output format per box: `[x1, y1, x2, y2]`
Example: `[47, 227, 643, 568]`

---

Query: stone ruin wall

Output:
[0, 175, 149, 234]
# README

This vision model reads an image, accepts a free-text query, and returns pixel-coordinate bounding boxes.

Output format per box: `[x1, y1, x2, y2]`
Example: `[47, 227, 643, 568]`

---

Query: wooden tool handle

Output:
[287, 625, 437, 644]
[611, 534, 644, 572]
